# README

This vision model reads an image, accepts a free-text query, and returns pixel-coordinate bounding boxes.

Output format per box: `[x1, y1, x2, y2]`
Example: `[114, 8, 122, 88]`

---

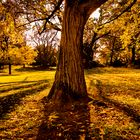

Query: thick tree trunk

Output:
[48, 2, 90, 102]
[47, 0, 108, 103]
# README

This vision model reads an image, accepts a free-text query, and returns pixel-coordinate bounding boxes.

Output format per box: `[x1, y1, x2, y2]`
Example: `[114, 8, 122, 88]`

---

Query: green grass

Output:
[0, 66, 140, 139]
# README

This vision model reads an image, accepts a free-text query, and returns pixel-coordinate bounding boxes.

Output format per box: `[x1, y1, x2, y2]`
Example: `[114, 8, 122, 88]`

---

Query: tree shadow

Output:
[0, 80, 47, 94]
[85, 67, 140, 75]
[0, 80, 49, 119]
[85, 68, 106, 75]
[0, 74, 20, 76]
[0, 81, 37, 89]
[15, 66, 56, 72]
[36, 99, 93, 140]
[96, 80, 140, 126]
[0, 80, 37, 86]
[102, 96, 140, 125]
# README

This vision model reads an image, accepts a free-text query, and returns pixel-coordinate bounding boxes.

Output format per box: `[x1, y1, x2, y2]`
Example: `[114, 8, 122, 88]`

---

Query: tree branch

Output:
[48, 21, 61, 31]
[88, 31, 110, 48]
[79, 0, 108, 13]
[17, 17, 48, 28]
[39, 0, 63, 34]
[94, 31, 110, 42]
[98, 0, 137, 29]
[17, 0, 63, 31]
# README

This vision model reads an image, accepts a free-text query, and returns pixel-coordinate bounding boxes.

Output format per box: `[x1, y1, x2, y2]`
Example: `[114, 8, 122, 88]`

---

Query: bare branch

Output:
[17, 0, 63, 32]
[17, 17, 47, 28]
[98, 0, 137, 29]
[40, 0, 63, 34]
[48, 21, 61, 31]
[88, 31, 110, 48]
[94, 31, 110, 42]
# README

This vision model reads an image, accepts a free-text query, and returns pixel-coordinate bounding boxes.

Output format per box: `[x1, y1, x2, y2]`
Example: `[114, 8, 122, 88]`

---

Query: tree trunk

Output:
[9, 63, 11, 75]
[23, 64, 26, 68]
[131, 46, 135, 64]
[48, 2, 90, 103]
[47, 0, 108, 103]
[110, 37, 116, 66]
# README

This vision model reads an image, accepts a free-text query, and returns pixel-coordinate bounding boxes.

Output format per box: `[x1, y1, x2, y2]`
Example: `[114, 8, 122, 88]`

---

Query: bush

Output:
[84, 60, 104, 69]
[111, 60, 126, 67]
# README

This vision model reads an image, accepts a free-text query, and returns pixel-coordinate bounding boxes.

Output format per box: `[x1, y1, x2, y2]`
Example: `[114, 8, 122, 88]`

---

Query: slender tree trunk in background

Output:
[110, 37, 116, 65]
[131, 46, 135, 64]
[9, 63, 11, 75]
[48, 0, 107, 103]
[23, 64, 26, 68]
[130, 32, 139, 65]
[8, 57, 12, 75]
[110, 46, 114, 65]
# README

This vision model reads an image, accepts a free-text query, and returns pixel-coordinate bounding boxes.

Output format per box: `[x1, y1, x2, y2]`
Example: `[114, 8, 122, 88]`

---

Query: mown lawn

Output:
[0, 66, 140, 139]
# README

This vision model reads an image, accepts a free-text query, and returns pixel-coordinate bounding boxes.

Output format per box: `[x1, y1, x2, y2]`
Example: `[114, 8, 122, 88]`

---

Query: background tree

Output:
[100, 0, 140, 67]
[14, 45, 37, 67]
[0, 2, 24, 74]
[33, 30, 58, 67]
[82, 0, 139, 67]
[0, 2, 37, 74]
[119, 2, 140, 66]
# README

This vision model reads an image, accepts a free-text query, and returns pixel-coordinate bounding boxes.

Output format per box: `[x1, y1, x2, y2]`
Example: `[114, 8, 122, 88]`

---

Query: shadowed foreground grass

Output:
[0, 66, 140, 139]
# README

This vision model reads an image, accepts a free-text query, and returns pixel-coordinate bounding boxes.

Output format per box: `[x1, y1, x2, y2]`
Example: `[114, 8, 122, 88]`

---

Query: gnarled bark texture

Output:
[48, 0, 107, 103]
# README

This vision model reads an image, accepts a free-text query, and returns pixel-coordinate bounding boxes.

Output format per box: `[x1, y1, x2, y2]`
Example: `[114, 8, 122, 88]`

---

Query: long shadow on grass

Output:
[0, 80, 49, 119]
[102, 96, 140, 124]
[0, 81, 45, 94]
[0, 80, 37, 86]
[96, 80, 140, 125]
[85, 67, 140, 75]
[36, 99, 93, 140]
[15, 66, 56, 72]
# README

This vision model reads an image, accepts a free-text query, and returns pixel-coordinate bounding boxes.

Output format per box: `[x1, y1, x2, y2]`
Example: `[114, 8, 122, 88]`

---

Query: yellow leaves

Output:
[48, 112, 59, 123]
[11, 46, 37, 65]
[0, 4, 35, 65]
[19, 46, 37, 64]
[0, 44, 37, 65]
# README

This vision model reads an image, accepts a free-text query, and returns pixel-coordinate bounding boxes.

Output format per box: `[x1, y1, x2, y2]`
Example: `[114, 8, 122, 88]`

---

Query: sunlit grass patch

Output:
[0, 66, 140, 139]
[0, 66, 72, 138]
[0, 66, 54, 138]
[109, 94, 140, 112]
[86, 67, 140, 139]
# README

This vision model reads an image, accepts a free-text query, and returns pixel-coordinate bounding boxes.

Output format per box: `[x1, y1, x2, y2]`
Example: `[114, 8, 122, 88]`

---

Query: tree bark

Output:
[48, 2, 89, 102]
[47, 0, 107, 103]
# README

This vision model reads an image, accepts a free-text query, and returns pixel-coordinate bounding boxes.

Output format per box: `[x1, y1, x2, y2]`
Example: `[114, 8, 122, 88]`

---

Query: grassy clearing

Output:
[85, 67, 140, 139]
[0, 66, 55, 139]
[0, 66, 140, 139]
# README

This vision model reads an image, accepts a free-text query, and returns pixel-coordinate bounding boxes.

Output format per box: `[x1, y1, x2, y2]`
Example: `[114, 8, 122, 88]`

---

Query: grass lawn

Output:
[0, 66, 140, 139]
